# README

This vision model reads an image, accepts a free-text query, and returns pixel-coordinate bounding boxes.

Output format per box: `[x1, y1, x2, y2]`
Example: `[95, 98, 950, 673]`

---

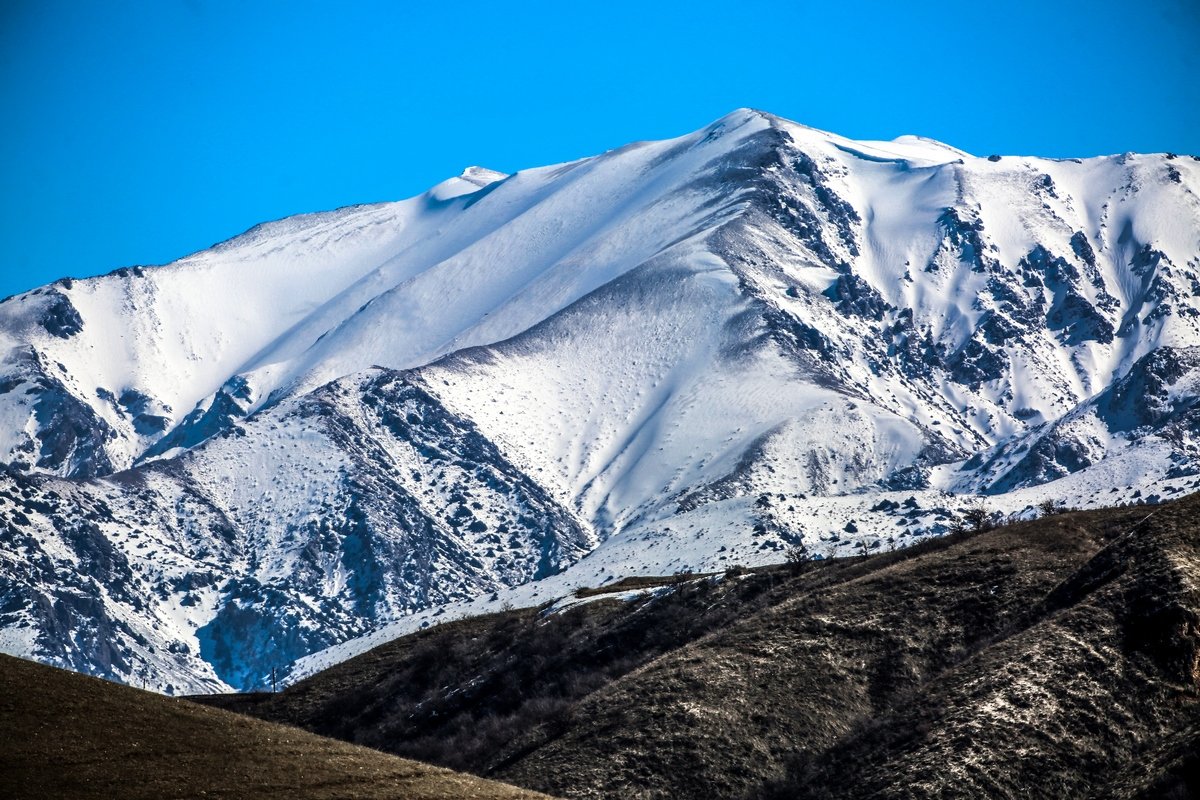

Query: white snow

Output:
[2, 108, 1198, 692]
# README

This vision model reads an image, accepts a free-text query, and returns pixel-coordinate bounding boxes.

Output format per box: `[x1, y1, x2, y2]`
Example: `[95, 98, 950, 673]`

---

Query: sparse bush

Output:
[785, 544, 810, 574]
[961, 500, 991, 533]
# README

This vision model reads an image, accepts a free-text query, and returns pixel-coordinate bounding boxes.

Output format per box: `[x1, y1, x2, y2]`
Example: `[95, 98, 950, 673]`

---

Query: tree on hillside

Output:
[1038, 498, 1061, 517]
[785, 541, 810, 574]
[961, 500, 991, 533]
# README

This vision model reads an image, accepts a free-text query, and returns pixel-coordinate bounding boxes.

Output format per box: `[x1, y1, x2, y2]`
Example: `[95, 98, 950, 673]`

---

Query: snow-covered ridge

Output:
[1, 109, 1198, 692]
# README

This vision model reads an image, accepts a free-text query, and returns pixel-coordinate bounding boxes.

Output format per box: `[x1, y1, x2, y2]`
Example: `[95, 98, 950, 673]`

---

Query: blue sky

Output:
[1, 0, 1197, 298]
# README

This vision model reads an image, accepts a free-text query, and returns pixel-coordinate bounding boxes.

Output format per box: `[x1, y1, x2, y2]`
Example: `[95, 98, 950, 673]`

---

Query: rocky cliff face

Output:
[0, 371, 588, 691]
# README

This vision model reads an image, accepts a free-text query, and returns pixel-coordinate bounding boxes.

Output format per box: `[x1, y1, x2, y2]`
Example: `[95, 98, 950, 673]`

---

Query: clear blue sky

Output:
[2, 0, 1197, 298]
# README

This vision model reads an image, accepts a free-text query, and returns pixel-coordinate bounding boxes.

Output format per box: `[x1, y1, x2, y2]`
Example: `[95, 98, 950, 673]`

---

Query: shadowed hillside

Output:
[195, 495, 1200, 799]
[0, 654, 551, 800]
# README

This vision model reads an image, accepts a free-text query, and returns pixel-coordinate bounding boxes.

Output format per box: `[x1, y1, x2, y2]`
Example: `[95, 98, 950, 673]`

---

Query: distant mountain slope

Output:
[0, 653, 551, 800]
[0, 370, 587, 692]
[1, 109, 1198, 691]
[195, 493, 1200, 800]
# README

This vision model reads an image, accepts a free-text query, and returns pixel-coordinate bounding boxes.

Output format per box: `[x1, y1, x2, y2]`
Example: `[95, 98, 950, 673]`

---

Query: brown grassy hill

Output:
[195, 495, 1200, 799]
[757, 494, 1200, 800]
[195, 565, 828, 774]
[0, 653, 552, 800]
[496, 502, 1200, 799]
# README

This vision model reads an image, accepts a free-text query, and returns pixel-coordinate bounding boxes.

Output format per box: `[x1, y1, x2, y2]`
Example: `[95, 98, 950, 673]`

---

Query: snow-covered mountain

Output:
[2, 109, 1198, 692]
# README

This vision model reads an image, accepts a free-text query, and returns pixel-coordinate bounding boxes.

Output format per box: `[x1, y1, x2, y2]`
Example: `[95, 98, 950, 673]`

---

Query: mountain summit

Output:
[1, 110, 1198, 692]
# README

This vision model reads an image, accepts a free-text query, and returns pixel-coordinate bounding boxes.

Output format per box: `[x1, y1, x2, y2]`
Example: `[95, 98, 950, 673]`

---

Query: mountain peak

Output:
[890, 133, 973, 158]
[459, 166, 508, 187]
[428, 166, 508, 201]
[1, 110, 1197, 695]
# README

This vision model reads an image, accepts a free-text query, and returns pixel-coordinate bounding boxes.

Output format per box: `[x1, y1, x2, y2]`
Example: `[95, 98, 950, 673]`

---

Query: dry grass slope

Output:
[496, 506, 1153, 798]
[0, 653, 552, 800]
[755, 498, 1200, 799]
[194, 494, 1200, 799]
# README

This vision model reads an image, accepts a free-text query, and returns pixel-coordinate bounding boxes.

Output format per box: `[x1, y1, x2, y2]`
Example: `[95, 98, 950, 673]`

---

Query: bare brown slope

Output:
[193, 496, 1200, 799]
[496, 505, 1162, 798]
[759, 495, 1200, 800]
[194, 570, 811, 773]
[0, 653, 551, 800]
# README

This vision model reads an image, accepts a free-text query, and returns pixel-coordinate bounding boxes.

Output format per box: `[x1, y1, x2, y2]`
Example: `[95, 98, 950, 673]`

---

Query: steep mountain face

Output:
[0, 371, 587, 691]
[955, 345, 1200, 494]
[1, 109, 1198, 691]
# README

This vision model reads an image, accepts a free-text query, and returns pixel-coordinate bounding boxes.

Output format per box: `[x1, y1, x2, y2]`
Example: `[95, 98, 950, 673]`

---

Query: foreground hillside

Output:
[0, 654, 550, 800]
[198, 493, 1200, 799]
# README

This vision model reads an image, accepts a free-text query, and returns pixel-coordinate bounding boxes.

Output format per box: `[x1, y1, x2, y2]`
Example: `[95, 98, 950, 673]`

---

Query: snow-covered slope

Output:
[0, 370, 587, 691]
[2, 109, 1198, 691]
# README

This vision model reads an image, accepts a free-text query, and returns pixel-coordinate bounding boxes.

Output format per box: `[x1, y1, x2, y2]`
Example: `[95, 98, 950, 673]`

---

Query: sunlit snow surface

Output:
[2, 110, 1199, 692]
